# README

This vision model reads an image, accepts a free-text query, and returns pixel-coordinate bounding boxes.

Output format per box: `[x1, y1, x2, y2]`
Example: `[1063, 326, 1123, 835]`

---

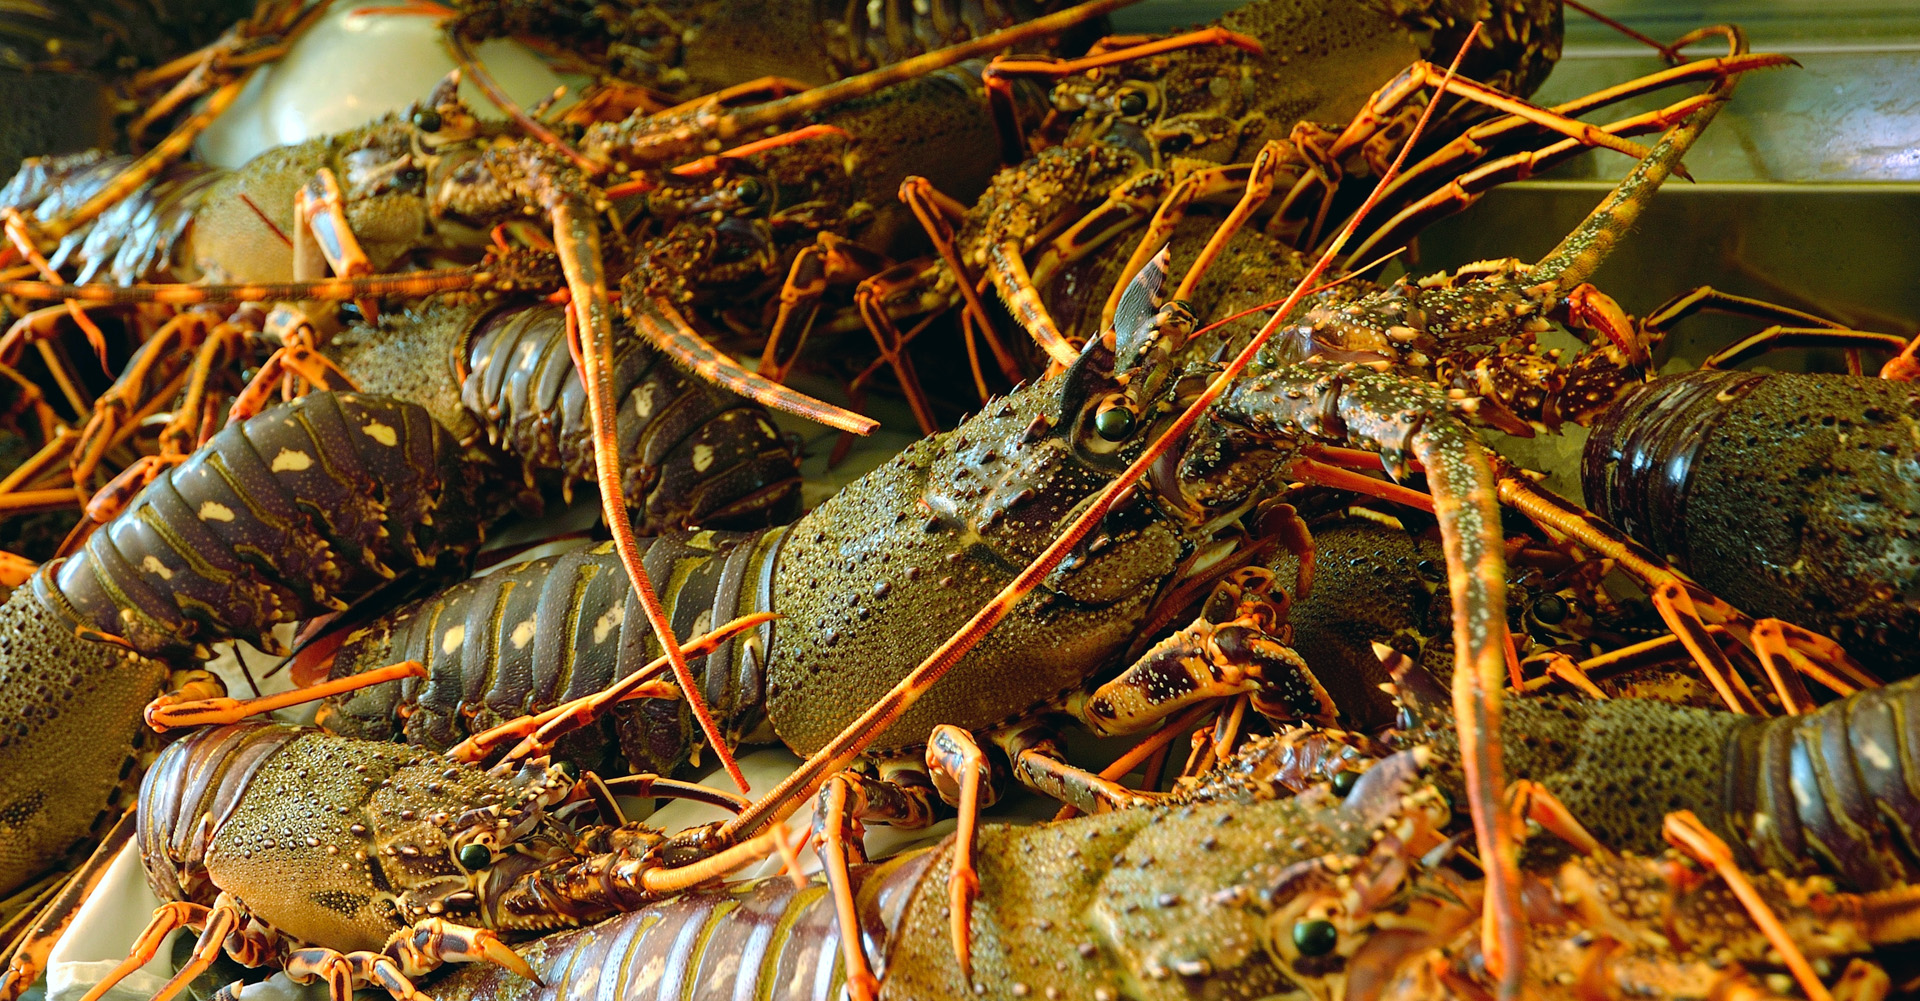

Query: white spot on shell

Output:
[362, 421, 398, 446]
[199, 502, 235, 522]
[441, 624, 465, 654]
[1858, 735, 1893, 772]
[510, 618, 536, 650]
[632, 384, 656, 420]
[692, 445, 714, 472]
[592, 604, 624, 644]
[270, 449, 313, 472]
[141, 556, 173, 580]
[690, 609, 711, 638]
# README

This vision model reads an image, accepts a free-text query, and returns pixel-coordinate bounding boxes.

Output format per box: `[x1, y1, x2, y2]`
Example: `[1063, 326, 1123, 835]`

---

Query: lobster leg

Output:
[992, 720, 1151, 816]
[76, 893, 246, 1001]
[897, 177, 1026, 387]
[1079, 567, 1341, 735]
[814, 775, 881, 1001]
[924, 725, 991, 977]
[1497, 472, 1874, 707]
[1664, 811, 1837, 1001]
[144, 660, 429, 730]
[853, 271, 943, 435]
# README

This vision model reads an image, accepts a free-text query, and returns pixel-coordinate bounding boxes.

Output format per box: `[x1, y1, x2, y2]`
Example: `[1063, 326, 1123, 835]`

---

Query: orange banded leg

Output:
[924, 725, 992, 976]
[1663, 811, 1836, 1001]
[1507, 780, 1602, 855]
[145, 660, 427, 730]
[809, 768, 941, 1001]
[854, 270, 942, 435]
[993, 720, 1152, 818]
[898, 176, 1024, 386]
[1498, 470, 1876, 713]
[1079, 568, 1338, 736]
[76, 893, 246, 1001]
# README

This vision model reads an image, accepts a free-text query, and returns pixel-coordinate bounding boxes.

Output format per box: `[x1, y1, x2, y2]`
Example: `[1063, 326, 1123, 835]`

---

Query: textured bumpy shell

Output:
[431, 772, 1418, 1000]
[1584, 371, 1920, 675]
[0, 582, 168, 896]
[320, 531, 785, 775]
[764, 367, 1187, 757]
[53, 392, 485, 660]
[141, 724, 557, 954]
[1413, 675, 1920, 892]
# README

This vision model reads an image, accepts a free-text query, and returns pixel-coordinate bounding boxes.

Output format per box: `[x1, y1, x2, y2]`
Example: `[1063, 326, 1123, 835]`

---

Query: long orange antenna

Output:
[721, 26, 1491, 862]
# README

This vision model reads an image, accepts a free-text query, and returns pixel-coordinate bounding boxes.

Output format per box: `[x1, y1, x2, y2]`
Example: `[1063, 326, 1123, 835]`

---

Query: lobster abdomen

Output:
[318, 529, 786, 775]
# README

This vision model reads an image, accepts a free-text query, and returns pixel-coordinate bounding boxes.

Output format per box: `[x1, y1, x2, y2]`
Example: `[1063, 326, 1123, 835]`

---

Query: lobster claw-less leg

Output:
[1663, 812, 1837, 1001]
[1638, 285, 1908, 375]
[284, 919, 539, 1001]
[1496, 471, 1877, 715]
[144, 661, 429, 730]
[897, 177, 1026, 391]
[75, 892, 254, 1001]
[810, 765, 939, 1001]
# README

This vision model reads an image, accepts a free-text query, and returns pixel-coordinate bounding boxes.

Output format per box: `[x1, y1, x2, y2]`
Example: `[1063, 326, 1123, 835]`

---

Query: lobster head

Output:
[362, 751, 588, 931]
[1243, 750, 1461, 1001]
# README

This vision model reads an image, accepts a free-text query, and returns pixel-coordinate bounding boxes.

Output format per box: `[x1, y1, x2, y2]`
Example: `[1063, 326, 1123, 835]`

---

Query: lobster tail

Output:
[460, 303, 801, 531]
[51, 392, 488, 660]
[1728, 676, 1920, 891]
[320, 527, 786, 776]
[1585, 371, 1920, 676]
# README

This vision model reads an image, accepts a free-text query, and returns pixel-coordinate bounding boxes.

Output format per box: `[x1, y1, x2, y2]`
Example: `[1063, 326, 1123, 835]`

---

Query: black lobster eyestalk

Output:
[1583, 370, 1920, 676]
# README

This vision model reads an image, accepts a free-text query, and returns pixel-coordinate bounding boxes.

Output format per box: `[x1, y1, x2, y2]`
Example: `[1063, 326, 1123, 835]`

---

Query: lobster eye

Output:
[1293, 919, 1338, 957]
[733, 178, 764, 205]
[1094, 406, 1135, 441]
[457, 843, 492, 870]
[412, 109, 443, 133]
[1330, 769, 1360, 797]
[1532, 593, 1568, 625]
[1117, 90, 1148, 116]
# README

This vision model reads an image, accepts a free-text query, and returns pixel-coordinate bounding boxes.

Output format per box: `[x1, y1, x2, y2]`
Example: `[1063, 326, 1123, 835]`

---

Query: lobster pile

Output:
[0, 0, 1912, 999]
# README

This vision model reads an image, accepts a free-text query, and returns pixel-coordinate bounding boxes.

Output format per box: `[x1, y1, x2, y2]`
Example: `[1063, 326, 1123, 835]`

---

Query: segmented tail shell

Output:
[438, 846, 938, 1001]
[52, 392, 485, 660]
[460, 303, 801, 530]
[320, 528, 785, 775]
[1725, 675, 1920, 891]
[137, 722, 302, 907]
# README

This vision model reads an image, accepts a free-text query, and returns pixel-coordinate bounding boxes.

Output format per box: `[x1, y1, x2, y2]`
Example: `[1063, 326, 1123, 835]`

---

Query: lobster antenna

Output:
[719, 24, 1494, 914]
